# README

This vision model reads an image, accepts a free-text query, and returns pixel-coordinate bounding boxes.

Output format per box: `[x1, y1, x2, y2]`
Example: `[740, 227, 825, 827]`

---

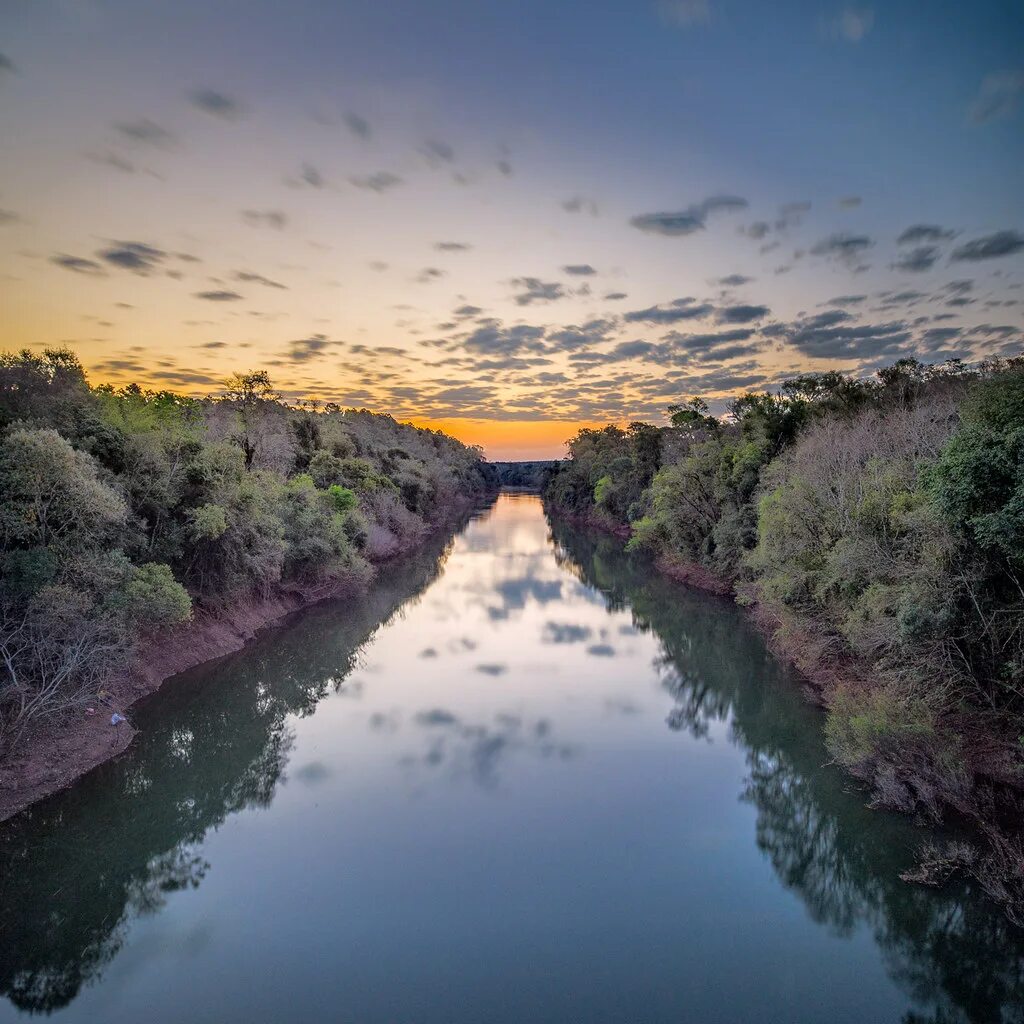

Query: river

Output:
[1, 493, 1022, 1023]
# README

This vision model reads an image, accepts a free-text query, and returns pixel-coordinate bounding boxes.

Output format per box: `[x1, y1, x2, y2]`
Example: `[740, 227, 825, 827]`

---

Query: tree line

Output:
[544, 356, 1024, 887]
[0, 349, 498, 754]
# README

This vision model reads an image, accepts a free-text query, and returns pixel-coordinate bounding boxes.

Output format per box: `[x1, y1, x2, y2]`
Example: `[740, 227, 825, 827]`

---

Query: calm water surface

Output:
[2, 494, 1022, 1023]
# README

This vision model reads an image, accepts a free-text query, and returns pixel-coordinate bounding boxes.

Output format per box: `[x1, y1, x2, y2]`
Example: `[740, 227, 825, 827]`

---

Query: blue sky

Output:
[1, 0, 1022, 456]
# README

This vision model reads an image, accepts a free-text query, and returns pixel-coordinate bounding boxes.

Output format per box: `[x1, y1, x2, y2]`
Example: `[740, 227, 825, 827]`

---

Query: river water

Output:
[1, 493, 1022, 1023]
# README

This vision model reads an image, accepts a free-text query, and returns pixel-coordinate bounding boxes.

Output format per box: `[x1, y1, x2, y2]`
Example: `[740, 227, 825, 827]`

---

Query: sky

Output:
[1, 0, 1022, 458]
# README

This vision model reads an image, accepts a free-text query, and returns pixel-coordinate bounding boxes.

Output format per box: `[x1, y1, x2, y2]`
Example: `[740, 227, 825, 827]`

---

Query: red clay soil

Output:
[0, 498, 494, 823]
[0, 582, 359, 822]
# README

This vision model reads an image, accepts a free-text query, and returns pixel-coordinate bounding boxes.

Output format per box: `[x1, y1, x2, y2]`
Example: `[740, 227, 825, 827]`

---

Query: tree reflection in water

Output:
[549, 516, 1024, 1024]
[0, 522, 465, 1014]
[2, 507, 1023, 1023]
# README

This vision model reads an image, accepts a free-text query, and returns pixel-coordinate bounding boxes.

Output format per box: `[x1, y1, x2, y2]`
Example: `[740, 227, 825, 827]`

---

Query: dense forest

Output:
[492, 460, 560, 489]
[544, 357, 1024, 917]
[0, 348, 497, 758]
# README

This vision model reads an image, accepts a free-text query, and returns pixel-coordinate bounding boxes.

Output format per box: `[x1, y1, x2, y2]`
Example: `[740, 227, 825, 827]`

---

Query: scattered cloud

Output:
[416, 267, 445, 283]
[234, 270, 288, 290]
[435, 241, 472, 252]
[624, 298, 713, 323]
[631, 195, 747, 237]
[766, 309, 910, 360]
[838, 195, 862, 209]
[716, 303, 769, 324]
[561, 196, 599, 216]
[343, 112, 371, 139]
[194, 289, 243, 301]
[349, 171, 402, 192]
[951, 230, 1024, 261]
[50, 253, 106, 276]
[891, 246, 939, 273]
[97, 241, 168, 274]
[968, 71, 1024, 124]
[187, 88, 243, 120]
[810, 232, 873, 267]
[0, 52, 15, 75]
[897, 224, 956, 245]
[420, 138, 455, 164]
[297, 163, 324, 188]
[510, 277, 567, 305]
[562, 264, 596, 276]
[716, 274, 754, 286]
[287, 334, 339, 362]
[0, 209, 21, 225]
[241, 209, 288, 230]
[114, 118, 175, 148]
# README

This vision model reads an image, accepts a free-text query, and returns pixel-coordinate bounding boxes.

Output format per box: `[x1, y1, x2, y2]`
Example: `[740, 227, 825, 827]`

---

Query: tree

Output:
[0, 428, 126, 551]
[221, 371, 281, 471]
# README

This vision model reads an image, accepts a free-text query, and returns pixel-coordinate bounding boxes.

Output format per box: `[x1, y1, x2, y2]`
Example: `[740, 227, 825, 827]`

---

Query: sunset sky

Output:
[1, 0, 1022, 458]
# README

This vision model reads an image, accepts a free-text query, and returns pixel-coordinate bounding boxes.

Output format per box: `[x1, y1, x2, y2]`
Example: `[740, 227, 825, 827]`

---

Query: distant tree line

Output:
[0, 349, 498, 754]
[544, 357, 1024, 868]
[492, 460, 561, 490]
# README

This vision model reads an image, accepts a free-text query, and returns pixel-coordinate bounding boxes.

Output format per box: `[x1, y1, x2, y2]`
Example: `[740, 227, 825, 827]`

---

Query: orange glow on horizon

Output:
[413, 419, 610, 461]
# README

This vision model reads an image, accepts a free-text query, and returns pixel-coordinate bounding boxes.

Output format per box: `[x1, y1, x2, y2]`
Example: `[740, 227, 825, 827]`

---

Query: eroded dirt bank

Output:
[0, 499, 493, 822]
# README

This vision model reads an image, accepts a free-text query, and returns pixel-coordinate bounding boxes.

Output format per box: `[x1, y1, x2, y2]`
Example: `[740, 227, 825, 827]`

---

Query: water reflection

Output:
[549, 518, 1024, 1024]
[0, 521, 467, 1014]
[0, 497, 1021, 1024]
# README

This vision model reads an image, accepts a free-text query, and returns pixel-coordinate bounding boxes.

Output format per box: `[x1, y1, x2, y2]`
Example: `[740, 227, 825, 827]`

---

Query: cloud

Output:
[951, 230, 1024, 261]
[194, 289, 242, 301]
[604, 291, 628, 301]
[50, 253, 106, 276]
[825, 7, 874, 43]
[461, 322, 546, 356]
[716, 274, 754, 286]
[838, 195, 862, 209]
[298, 163, 324, 188]
[716, 303, 769, 324]
[343, 112, 371, 139]
[287, 334, 338, 362]
[658, 0, 711, 28]
[416, 267, 445, 283]
[767, 309, 910, 360]
[630, 195, 747, 237]
[241, 209, 288, 230]
[115, 118, 175, 148]
[968, 71, 1024, 124]
[435, 241, 472, 251]
[510, 277, 566, 305]
[415, 708, 460, 727]
[0, 209, 21, 225]
[897, 224, 956, 245]
[0, 53, 15, 75]
[810, 232, 873, 266]
[97, 241, 167, 273]
[623, 298, 713, 323]
[349, 171, 402, 192]
[188, 88, 243, 120]
[561, 196, 598, 216]
[420, 138, 455, 164]
[497, 158, 513, 176]
[891, 246, 939, 272]
[234, 270, 287, 289]
[562, 264, 596, 276]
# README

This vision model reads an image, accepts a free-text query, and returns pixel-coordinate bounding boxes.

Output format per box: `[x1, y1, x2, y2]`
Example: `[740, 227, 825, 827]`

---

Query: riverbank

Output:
[0, 496, 494, 823]
[544, 502, 1024, 926]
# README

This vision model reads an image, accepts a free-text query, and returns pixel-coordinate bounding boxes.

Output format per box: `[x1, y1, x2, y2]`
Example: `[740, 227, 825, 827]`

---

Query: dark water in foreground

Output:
[1, 494, 1022, 1023]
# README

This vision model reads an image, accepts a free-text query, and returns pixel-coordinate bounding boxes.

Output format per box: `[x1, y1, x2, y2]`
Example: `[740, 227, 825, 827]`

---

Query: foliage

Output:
[0, 349, 495, 752]
[544, 357, 1024, 815]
